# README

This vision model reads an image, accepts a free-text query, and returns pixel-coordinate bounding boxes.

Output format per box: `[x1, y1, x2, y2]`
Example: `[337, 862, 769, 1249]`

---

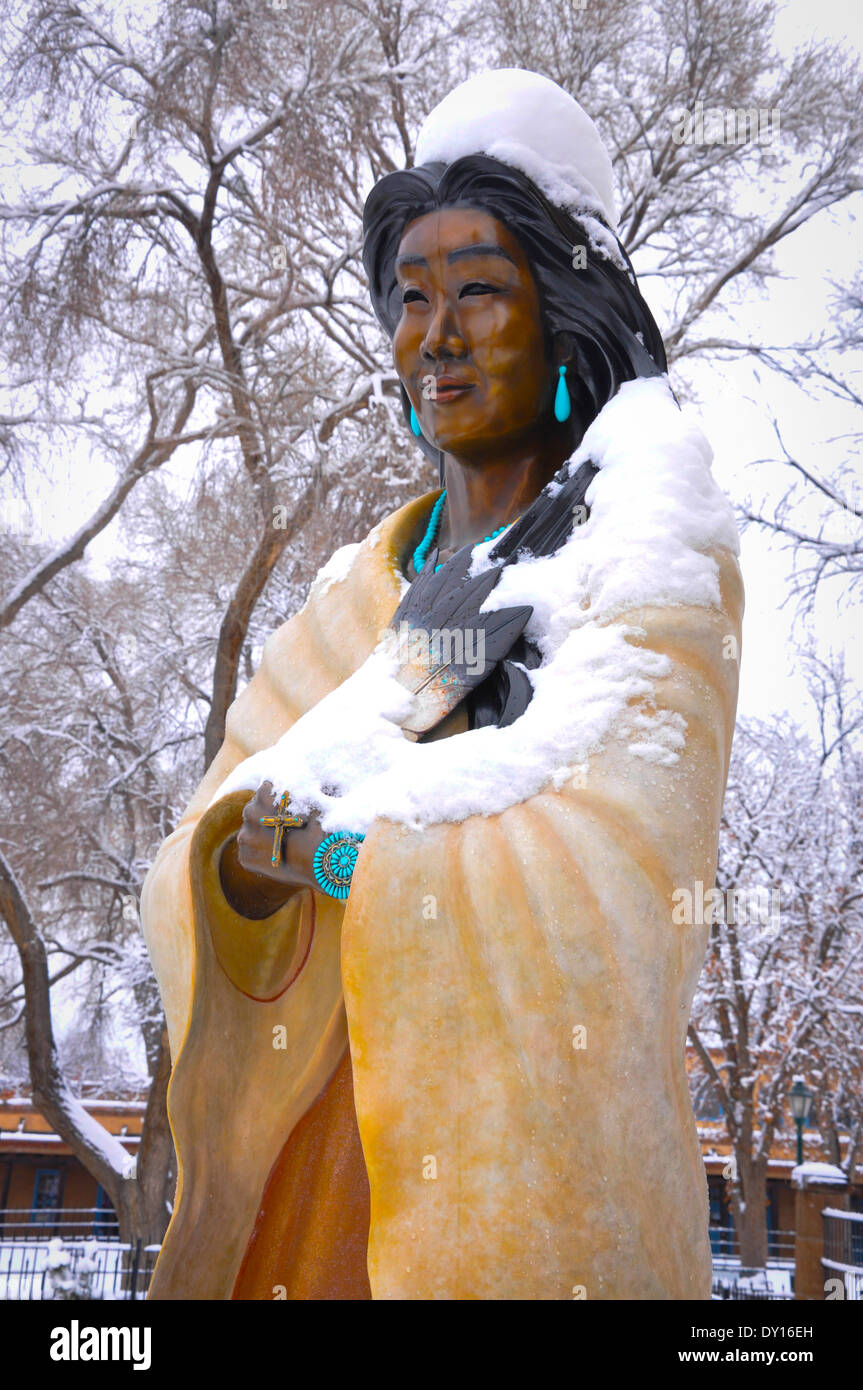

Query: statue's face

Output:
[393, 207, 551, 459]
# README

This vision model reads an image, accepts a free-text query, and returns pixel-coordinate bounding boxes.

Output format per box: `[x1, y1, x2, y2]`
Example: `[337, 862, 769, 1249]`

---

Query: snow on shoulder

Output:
[213, 376, 739, 831]
[308, 541, 361, 599]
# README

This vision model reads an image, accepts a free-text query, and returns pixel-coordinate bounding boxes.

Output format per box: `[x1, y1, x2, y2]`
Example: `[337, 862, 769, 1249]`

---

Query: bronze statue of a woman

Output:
[141, 69, 743, 1300]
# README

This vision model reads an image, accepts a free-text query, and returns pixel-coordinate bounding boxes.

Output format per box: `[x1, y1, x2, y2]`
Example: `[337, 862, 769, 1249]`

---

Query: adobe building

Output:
[687, 1047, 863, 1255]
[0, 1086, 144, 1238]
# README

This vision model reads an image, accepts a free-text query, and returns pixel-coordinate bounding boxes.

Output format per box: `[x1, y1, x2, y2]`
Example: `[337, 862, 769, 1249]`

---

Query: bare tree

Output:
[0, 533, 210, 1239]
[487, 0, 862, 622]
[0, 0, 461, 1234]
[740, 390, 863, 617]
[484, 0, 862, 365]
[689, 666, 863, 1268]
[1, 0, 860, 1254]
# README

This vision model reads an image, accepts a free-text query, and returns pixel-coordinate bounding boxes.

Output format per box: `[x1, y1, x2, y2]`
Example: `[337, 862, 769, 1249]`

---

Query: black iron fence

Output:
[0, 1237, 158, 1300]
[710, 1225, 795, 1299]
[822, 1209, 863, 1301]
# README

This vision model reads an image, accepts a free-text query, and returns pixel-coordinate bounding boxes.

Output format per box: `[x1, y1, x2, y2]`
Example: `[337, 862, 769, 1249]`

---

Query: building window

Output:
[707, 1178, 733, 1255]
[692, 1078, 725, 1121]
[93, 1183, 117, 1236]
[30, 1168, 64, 1229]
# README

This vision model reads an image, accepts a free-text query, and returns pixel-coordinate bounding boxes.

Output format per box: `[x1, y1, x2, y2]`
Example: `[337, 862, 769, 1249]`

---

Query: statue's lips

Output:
[431, 382, 475, 402]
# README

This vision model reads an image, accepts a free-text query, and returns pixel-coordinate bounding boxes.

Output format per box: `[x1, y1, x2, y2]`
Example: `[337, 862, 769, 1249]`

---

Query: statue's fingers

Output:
[235, 832, 254, 870]
[238, 817, 268, 860]
[253, 780, 278, 814]
[239, 839, 274, 877]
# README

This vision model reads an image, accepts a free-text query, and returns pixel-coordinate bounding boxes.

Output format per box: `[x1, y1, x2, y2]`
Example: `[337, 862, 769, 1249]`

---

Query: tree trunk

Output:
[112, 1028, 174, 1247]
[202, 480, 323, 768]
[1, 850, 174, 1249]
[732, 1155, 769, 1269]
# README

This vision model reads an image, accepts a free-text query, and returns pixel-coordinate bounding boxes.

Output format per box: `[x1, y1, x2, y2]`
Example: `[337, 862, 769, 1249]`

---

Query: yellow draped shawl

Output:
[141, 487, 742, 1300]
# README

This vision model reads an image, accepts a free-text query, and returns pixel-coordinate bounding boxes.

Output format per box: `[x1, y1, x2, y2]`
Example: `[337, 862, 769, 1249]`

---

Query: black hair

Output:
[361, 152, 667, 478]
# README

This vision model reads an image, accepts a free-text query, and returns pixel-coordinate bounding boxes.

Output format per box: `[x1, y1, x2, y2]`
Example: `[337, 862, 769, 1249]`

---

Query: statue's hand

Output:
[389, 542, 533, 737]
[220, 781, 327, 919]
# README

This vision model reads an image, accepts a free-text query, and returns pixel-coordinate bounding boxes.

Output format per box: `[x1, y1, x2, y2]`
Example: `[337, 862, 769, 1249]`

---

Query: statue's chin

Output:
[436, 419, 545, 466]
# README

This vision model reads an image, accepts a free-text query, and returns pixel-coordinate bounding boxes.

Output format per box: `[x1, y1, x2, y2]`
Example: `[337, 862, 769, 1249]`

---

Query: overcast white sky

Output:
[693, 0, 862, 727]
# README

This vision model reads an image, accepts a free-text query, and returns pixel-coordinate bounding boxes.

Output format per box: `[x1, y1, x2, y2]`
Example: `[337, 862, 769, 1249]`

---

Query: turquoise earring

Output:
[410, 405, 422, 437]
[554, 363, 571, 422]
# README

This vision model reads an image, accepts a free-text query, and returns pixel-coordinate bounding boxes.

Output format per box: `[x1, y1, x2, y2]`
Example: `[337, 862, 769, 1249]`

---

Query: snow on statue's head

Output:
[362, 68, 667, 470]
[417, 68, 620, 237]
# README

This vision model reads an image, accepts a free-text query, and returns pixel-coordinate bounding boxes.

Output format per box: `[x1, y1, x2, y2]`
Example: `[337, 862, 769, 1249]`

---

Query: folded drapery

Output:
[141, 378, 743, 1299]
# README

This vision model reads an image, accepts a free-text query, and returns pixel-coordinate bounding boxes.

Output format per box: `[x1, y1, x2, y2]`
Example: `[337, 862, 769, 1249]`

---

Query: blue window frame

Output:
[707, 1178, 733, 1255]
[30, 1167, 63, 1226]
[93, 1183, 116, 1234]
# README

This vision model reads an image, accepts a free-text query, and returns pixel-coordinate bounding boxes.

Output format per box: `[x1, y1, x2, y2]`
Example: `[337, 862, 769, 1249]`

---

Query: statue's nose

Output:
[421, 296, 468, 361]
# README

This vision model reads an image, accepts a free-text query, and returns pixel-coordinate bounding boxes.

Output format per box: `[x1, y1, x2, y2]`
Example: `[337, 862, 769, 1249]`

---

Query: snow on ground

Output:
[0, 1238, 135, 1301]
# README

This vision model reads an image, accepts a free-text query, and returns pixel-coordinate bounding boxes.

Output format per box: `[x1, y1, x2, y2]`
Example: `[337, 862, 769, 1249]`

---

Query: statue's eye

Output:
[401, 288, 428, 304]
[459, 281, 496, 297]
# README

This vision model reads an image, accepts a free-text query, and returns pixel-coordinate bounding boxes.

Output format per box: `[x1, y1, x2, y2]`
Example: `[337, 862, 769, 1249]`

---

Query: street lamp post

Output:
[789, 1080, 814, 1167]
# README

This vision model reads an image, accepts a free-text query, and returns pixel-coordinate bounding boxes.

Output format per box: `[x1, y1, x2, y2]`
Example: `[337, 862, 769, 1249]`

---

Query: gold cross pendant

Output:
[259, 792, 306, 866]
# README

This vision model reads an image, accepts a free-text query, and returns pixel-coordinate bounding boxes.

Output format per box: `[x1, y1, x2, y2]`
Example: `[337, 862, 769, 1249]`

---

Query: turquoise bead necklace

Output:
[412, 491, 447, 574]
[412, 490, 518, 574]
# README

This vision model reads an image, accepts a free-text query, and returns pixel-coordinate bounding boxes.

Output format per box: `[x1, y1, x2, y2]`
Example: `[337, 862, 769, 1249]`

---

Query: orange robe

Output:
[141, 488, 742, 1300]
